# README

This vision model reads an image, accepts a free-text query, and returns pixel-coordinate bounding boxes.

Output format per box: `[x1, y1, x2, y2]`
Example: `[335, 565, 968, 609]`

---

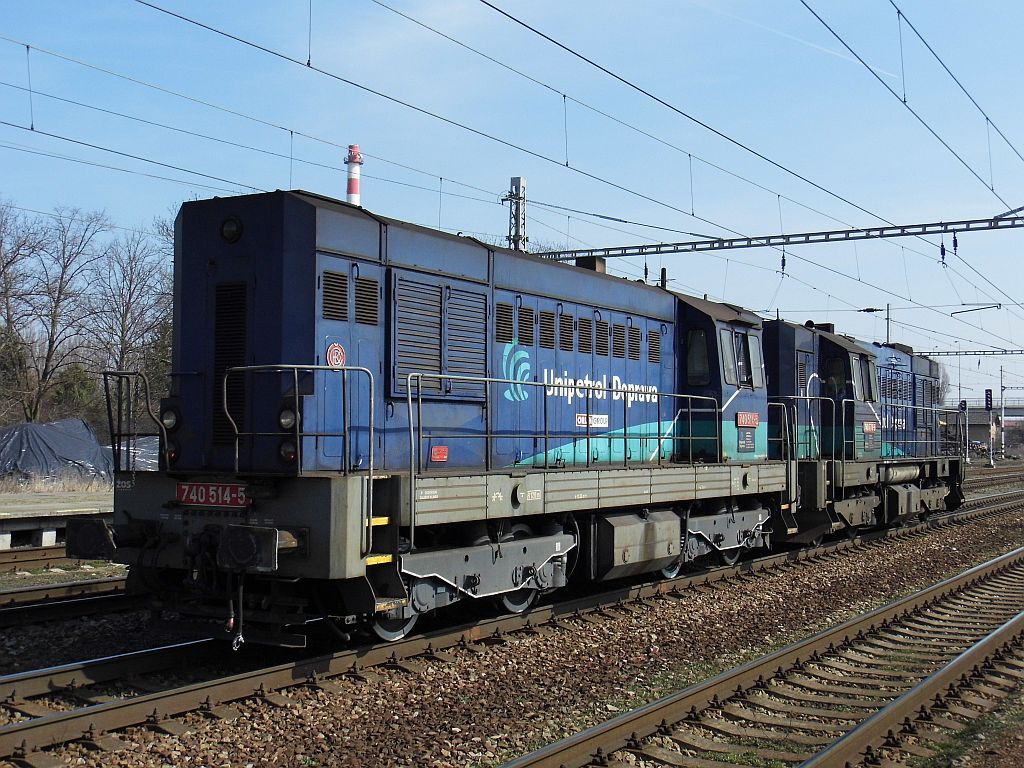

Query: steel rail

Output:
[0, 590, 140, 629]
[500, 545, 1024, 768]
[802, 611, 1024, 766]
[1, 491, 1021, 762]
[0, 576, 128, 608]
[0, 487, 1011, 634]
[0, 545, 79, 574]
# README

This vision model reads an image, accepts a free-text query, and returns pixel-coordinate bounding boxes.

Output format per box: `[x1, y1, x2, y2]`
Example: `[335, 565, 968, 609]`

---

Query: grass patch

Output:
[908, 692, 1024, 768]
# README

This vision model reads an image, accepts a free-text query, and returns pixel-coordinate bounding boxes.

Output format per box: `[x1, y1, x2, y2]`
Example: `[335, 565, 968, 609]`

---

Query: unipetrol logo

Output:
[502, 340, 531, 401]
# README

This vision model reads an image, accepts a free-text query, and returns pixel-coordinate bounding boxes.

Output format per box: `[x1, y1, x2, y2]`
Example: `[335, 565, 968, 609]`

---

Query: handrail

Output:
[405, 371, 723, 550]
[770, 395, 838, 460]
[102, 371, 167, 472]
[223, 364, 375, 557]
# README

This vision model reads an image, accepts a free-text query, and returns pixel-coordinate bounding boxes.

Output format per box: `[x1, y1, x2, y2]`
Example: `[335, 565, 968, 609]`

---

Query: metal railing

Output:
[222, 364, 376, 556]
[102, 371, 167, 472]
[405, 372, 723, 548]
[771, 395, 838, 460]
[405, 372, 721, 473]
[876, 402, 965, 459]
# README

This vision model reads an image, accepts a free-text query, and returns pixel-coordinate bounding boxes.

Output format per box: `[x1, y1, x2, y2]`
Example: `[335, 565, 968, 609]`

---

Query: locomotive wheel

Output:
[371, 612, 419, 642]
[717, 547, 741, 566]
[496, 523, 539, 614]
[659, 558, 684, 579]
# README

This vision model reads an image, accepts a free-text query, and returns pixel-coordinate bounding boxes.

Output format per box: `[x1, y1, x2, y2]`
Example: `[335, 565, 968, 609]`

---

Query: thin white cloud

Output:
[685, 0, 899, 81]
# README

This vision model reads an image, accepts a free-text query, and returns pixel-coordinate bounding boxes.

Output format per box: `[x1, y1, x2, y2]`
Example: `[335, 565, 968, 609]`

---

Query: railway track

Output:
[0, 546, 80, 574]
[503, 548, 1024, 768]
[1, 491, 1023, 766]
[0, 487, 1016, 634]
[0, 471, 1011, 628]
[0, 578, 141, 629]
[964, 469, 1023, 491]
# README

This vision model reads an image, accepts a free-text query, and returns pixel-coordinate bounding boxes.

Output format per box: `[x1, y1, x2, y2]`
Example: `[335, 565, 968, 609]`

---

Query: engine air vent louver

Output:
[322, 271, 348, 321]
[612, 324, 626, 359]
[496, 303, 514, 343]
[539, 311, 555, 349]
[518, 306, 535, 346]
[648, 329, 661, 364]
[596, 320, 609, 357]
[578, 316, 593, 354]
[559, 313, 574, 352]
[354, 277, 379, 325]
[213, 282, 247, 445]
[628, 326, 642, 361]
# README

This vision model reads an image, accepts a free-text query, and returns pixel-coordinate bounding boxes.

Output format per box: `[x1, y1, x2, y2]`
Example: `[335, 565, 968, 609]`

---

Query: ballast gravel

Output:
[14, 505, 1024, 768]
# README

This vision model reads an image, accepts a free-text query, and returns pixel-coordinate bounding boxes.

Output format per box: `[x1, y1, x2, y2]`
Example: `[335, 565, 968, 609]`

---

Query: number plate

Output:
[176, 482, 250, 508]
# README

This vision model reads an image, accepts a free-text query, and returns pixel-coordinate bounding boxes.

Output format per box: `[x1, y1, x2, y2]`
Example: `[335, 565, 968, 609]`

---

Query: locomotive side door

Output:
[317, 254, 384, 471]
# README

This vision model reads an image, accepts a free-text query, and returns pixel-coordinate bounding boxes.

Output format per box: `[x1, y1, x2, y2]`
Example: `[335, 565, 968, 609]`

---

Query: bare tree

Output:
[0, 202, 46, 422]
[86, 229, 170, 374]
[15, 208, 109, 422]
[938, 364, 952, 405]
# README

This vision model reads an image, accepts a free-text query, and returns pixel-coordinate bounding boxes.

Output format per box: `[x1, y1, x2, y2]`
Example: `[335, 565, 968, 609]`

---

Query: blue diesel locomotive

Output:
[68, 190, 963, 647]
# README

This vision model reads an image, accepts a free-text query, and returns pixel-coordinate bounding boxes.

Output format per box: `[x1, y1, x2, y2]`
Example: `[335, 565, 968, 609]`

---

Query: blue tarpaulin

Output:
[0, 418, 114, 480]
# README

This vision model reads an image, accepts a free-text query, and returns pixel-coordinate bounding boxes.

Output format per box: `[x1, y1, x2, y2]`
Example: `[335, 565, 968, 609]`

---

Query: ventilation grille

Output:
[446, 288, 487, 397]
[213, 282, 247, 445]
[558, 314, 573, 352]
[648, 329, 660, 364]
[322, 271, 348, 321]
[596, 320, 609, 356]
[496, 303, 514, 343]
[539, 311, 555, 349]
[395, 279, 442, 394]
[628, 326, 642, 361]
[612, 324, 626, 359]
[518, 306, 535, 346]
[354, 277, 379, 325]
[578, 316, 593, 354]
[798, 360, 807, 390]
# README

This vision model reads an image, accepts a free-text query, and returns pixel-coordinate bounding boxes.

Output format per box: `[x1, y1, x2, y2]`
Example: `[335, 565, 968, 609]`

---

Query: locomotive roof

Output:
[672, 292, 762, 327]
[816, 328, 875, 357]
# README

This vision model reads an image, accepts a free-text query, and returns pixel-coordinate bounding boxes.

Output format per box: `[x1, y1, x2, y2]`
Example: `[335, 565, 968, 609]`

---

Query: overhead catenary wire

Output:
[475, 0, 1024, 328]
[0, 141, 240, 195]
[887, 0, 1024, 168]
[127, 1, 794, 243]
[798, 0, 1024, 319]
[0, 34, 501, 200]
[7, 5, 1017, 358]
[5, 20, 1010, 330]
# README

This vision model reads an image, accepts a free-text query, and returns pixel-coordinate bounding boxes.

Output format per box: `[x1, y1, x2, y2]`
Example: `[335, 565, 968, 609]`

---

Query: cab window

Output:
[687, 329, 711, 386]
[850, 354, 864, 400]
[734, 333, 753, 387]
[823, 357, 847, 398]
[861, 357, 877, 402]
[749, 335, 765, 389]
[720, 329, 737, 385]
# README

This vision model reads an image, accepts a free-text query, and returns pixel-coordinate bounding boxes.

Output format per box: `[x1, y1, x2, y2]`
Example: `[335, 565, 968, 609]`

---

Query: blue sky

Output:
[2, 0, 1023, 399]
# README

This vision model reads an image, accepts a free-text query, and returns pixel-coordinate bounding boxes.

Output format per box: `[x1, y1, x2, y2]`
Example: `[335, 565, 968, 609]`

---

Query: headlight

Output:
[220, 216, 243, 243]
[160, 408, 179, 431]
[279, 441, 297, 463]
[279, 408, 297, 430]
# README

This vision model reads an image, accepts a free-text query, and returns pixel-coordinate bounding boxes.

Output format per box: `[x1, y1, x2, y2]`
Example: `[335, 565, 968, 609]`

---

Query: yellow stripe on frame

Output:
[365, 554, 393, 566]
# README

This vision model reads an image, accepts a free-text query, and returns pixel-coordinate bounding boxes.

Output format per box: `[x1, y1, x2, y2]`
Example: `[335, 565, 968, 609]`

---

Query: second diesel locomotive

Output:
[69, 190, 964, 647]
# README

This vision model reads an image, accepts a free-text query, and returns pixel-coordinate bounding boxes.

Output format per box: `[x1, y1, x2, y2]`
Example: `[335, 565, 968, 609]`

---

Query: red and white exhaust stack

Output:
[344, 144, 364, 206]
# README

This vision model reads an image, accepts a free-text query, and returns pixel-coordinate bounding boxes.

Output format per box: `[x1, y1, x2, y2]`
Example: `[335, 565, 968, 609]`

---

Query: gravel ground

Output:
[20, 505, 1017, 768]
